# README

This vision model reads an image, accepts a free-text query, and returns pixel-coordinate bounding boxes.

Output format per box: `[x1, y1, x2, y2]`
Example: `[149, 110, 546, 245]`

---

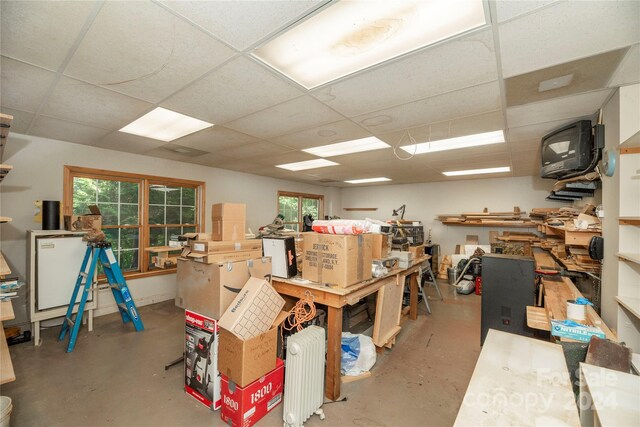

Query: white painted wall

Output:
[0, 133, 341, 327]
[601, 89, 621, 329]
[339, 175, 561, 256]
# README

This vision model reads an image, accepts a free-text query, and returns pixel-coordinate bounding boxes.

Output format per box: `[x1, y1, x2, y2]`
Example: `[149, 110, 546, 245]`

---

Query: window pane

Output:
[166, 206, 181, 224]
[183, 226, 196, 234]
[149, 227, 166, 247]
[182, 207, 195, 224]
[149, 185, 165, 204]
[103, 228, 119, 250]
[286, 223, 300, 232]
[119, 250, 139, 272]
[167, 227, 182, 241]
[182, 187, 196, 206]
[279, 196, 299, 222]
[98, 203, 118, 226]
[73, 178, 96, 214]
[97, 179, 118, 203]
[120, 182, 139, 204]
[120, 204, 139, 225]
[166, 187, 181, 205]
[302, 198, 320, 220]
[120, 228, 139, 249]
[149, 205, 165, 224]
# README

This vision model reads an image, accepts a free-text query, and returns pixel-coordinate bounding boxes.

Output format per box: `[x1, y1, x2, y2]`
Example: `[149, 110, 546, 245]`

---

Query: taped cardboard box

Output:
[371, 233, 391, 259]
[218, 311, 288, 387]
[302, 232, 373, 287]
[220, 358, 284, 427]
[191, 239, 262, 254]
[187, 250, 262, 264]
[212, 203, 246, 222]
[218, 277, 285, 340]
[212, 219, 245, 241]
[176, 257, 272, 320]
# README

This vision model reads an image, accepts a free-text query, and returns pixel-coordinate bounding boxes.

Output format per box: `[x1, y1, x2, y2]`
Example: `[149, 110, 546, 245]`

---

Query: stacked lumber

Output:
[438, 207, 541, 227]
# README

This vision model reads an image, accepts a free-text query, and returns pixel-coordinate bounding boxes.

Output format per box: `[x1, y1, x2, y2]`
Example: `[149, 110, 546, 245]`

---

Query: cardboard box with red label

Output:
[184, 310, 221, 410]
[220, 358, 284, 427]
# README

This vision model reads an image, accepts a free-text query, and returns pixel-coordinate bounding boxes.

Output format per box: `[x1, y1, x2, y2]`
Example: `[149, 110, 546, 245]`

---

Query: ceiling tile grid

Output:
[269, 119, 371, 150]
[63, 0, 237, 104]
[29, 115, 111, 146]
[0, 57, 57, 113]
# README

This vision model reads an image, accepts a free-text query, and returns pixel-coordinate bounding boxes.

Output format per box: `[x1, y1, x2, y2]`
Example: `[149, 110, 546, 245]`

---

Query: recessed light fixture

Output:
[344, 177, 392, 184]
[276, 159, 339, 171]
[442, 166, 510, 176]
[253, 0, 486, 89]
[400, 130, 505, 154]
[119, 107, 213, 142]
[538, 74, 574, 93]
[303, 137, 390, 157]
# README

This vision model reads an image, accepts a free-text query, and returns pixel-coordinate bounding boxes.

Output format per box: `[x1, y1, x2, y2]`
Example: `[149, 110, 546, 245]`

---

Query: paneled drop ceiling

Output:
[1, 0, 639, 187]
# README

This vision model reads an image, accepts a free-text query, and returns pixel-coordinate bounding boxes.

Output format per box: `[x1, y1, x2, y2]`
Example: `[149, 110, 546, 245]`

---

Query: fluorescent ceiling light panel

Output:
[400, 130, 505, 155]
[344, 177, 391, 184]
[276, 159, 339, 171]
[538, 74, 574, 92]
[443, 166, 510, 177]
[253, 0, 486, 89]
[303, 136, 390, 157]
[119, 107, 213, 142]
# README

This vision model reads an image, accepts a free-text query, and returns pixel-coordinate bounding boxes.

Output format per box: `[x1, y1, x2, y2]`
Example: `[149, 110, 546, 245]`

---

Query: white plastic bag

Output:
[341, 332, 376, 376]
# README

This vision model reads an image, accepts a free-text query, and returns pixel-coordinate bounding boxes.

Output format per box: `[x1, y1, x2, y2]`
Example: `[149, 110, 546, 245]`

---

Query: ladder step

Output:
[102, 262, 112, 269]
[117, 303, 127, 311]
[65, 317, 75, 328]
[79, 272, 88, 278]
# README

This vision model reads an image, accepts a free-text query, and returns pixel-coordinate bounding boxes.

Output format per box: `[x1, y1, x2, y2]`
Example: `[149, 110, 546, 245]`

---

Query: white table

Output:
[455, 329, 580, 426]
[579, 363, 640, 427]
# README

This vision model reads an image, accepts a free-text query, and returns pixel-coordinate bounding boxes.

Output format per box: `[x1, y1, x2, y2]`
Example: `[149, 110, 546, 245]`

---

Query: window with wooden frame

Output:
[64, 166, 205, 278]
[277, 191, 324, 231]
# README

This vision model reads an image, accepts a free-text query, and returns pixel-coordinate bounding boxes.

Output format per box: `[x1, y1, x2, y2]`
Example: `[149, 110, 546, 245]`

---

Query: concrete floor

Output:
[2, 282, 481, 427]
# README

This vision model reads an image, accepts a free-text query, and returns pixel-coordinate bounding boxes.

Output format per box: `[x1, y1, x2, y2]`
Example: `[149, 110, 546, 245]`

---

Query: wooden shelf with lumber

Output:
[438, 206, 541, 228]
[0, 164, 12, 183]
[619, 129, 640, 155]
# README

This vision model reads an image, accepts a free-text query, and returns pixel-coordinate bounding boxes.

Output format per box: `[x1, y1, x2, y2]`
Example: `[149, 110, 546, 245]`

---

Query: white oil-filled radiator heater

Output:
[283, 325, 326, 427]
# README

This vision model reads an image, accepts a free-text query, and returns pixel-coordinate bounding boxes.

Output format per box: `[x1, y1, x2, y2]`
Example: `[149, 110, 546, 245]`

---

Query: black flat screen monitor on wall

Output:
[540, 120, 593, 179]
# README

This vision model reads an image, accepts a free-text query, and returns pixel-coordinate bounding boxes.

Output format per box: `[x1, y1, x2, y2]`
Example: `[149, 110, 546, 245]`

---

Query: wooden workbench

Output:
[272, 255, 428, 401]
[0, 300, 16, 384]
[455, 329, 580, 426]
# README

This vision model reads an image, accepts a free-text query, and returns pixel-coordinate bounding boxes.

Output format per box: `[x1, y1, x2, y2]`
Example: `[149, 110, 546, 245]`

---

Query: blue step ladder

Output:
[59, 241, 144, 352]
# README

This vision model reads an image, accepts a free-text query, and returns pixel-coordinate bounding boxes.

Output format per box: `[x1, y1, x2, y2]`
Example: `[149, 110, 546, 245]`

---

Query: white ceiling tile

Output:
[253, 151, 318, 167]
[506, 89, 611, 128]
[41, 76, 154, 129]
[377, 110, 504, 147]
[0, 57, 57, 112]
[172, 125, 260, 152]
[354, 81, 501, 134]
[0, 1, 97, 71]
[144, 145, 208, 162]
[188, 152, 233, 168]
[510, 148, 540, 162]
[507, 117, 593, 142]
[222, 141, 294, 160]
[609, 44, 640, 88]
[29, 115, 111, 146]
[159, 0, 325, 51]
[425, 152, 511, 169]
[64, 1, 236, 104]
[495, 0, 557, 23]
[96, 132, 165, 154]
[224, 96, 344, 139]
[508, 139, 540, 152]
[0, 107, 34, 134]
[499, 1, 640, 77]
[269, 120, 371, 150]
[163, 56, 303, 124]
[311, 29, 498, 117]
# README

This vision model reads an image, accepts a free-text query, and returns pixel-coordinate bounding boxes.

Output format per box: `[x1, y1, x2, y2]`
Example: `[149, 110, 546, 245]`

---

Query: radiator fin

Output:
[283, 326, 326, 427]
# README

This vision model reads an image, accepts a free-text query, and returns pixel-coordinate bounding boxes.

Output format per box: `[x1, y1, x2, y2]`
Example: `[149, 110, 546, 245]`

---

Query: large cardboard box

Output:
[187, 250, 262, 264]
[212, 219, 245, 241]
[218, 277, 285, 340]
[220, 359, 284, 427]
[302, 233, 373, 287]
[176, 257, 272, 320]
[217, 311, 287, 387]
[191, 240, 262, 254]
[262, 236, 297, 278]
[371, 233, 391, 259]
[212, 203, 246, 221]
[185, 310, 221, 410]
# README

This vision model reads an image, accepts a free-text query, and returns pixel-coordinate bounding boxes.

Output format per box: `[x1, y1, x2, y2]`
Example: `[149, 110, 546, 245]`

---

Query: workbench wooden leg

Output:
[409, 273, 418, 320]
[326, 305, 342, 401]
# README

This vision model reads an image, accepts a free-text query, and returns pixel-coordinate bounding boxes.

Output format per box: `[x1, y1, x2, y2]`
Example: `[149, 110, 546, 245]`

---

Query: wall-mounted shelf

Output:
[0, 164, 12, 183]
[619, 217, 640, 225]
[441, 221, 540, 228]
[0, 113, 12, 163]
[616, 296, 640, 320]
[617, 252, 640, 265]
[620, 130, 640, 154]
[0, 217, 12, 223]
[343, 208, 378, 212]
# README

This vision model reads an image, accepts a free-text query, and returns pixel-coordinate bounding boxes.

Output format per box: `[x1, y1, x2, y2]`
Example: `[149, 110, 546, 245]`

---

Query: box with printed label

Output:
[191, 240, 262, 254]
[218, 277, 285, 340]
[176, 257, 272, 320]
[185, 310, 221, 411]
[302, 232, 373, 287]
[220, 358, 284, 427]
